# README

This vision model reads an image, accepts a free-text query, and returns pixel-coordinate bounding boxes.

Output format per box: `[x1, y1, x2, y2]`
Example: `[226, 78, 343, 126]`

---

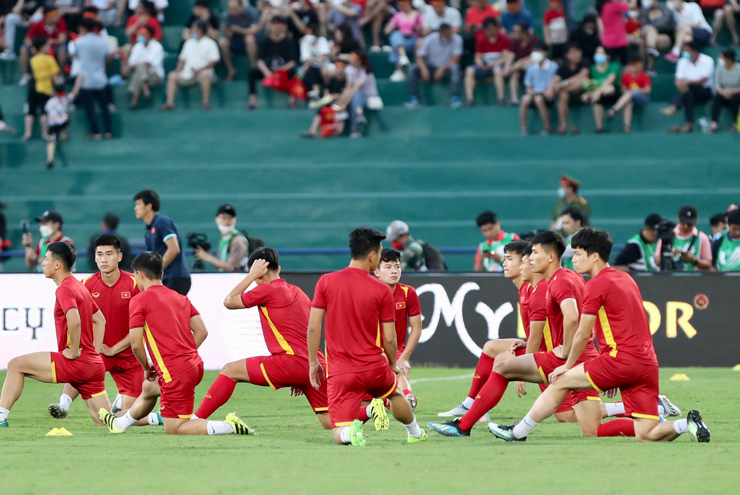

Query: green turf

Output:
[0, 367, 737, 494]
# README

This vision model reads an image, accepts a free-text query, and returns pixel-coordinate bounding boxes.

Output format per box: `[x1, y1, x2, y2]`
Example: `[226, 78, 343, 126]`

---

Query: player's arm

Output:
[190, 315, 208, 348]
[91, 309, 106, 354]
[62, 308, 82, 360]
[399, 314, 422, 364]
[381, 321, 399, 371]
[557, 297, 579, 358]
[102, 335, 131, 357]
[526, 320, 545, 354]
[550, 314, 596, 384]
[223, 259, 270, 309]
[129, 325, 155, 381]
[307, 307, 325, 389]
[161, 236, 181, 269]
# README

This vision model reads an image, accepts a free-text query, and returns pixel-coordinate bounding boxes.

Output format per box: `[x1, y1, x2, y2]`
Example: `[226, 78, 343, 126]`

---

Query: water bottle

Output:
[698, 117, 711, 133]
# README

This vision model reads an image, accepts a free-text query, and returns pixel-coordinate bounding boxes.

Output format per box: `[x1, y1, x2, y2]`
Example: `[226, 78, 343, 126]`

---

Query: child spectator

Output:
[607, 55, 651, 133]
[597, 0, 633, 66]
[581, 46, 621, 133]
[519, 45, 558, 135]
[384, 0, 423, 82]
[464, 18, 513, 106]
[45, 80, 80, 168]
[543, 0, 568, 61]
[302, 62, 348, 137]
[18, 6, 67, 86]
[24, 36, 61, 141]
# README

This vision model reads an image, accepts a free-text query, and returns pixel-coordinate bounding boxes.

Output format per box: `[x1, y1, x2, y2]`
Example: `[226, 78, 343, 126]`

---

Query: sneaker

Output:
[18, 74, 30, 86]
[349, 131, 362, 139]
[389, 70, 406, 82]
[307, 89, 320, 100]
[437, 403, 469, 417]
[0, 48, 16, 60]
[404, 97, 420, 109]
[407, 429, 428, 443]
[381, 45, 392, 53]
[658, 394, 681, 418]
[647, 47, 660, 58]
[427, 419, 471, 437]
[450, 96, 462, 109]
[309, 94, 334, 109]
[665, 52, 679, 63]
[48, 403, 68, 419]
[686, 410, 710, 443]
[0, 419, 7, 427]
[369, 45, 382, 53]
[370, 398, 390, 431]
[406, 393, 418, 410]
[349, 419, 365, 446]
[225, 412, 255, 435]
[112, 394, 122, 413]
[99, 408, 125, 434]
[398, 55, 410, 67]
[487, 422, 526, 442]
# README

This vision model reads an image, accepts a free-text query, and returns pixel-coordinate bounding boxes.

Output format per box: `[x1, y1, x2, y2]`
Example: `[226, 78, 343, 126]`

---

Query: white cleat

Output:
[112, 394, 123, 413]
[658, 394, 681, 417]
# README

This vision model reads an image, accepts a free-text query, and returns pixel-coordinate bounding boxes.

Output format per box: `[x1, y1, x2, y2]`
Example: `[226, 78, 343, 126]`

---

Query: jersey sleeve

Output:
[56, 285, 79, 314]
[188, 300, 200, 318]
[129, 297, 145, 329]
[311, 276, 327, 309]
[379, 286, 396, 323]
[580, 279, 605, 316]
[406, 287, 421, 317]
[156, 216, 178, 243]
[529, 286, 547, 321]
[241, 283, 271, 308]
[550, 276, 575, 305]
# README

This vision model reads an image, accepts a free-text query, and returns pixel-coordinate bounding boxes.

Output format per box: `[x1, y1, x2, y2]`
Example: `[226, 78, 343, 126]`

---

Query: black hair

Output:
[246, 247, 280, 271]
[721, 48, 737, 63]
[336, 24, 360, 54]
[522, 243, 533, 257]
[82, 5, 99, 15]
[133, 190, 160, 211]
[570, 227, 613, 262]
[32, 36, 49, 51]
[476, 210, 498, 227]
[194, 19, 209, 34]
[47, 242, 76, 270]
[565, 42, 582, 53]
[103, 212, 119, 230]
[483, 17, 499, 29]
[562, 207, 586, 226]
[727, 208, 740, 226]
[195, 0, 209, 7]
[709, 212, 727, 227]
[131, 251, 163, 280]
[515, 21, 530, 32]
[140, 0, 156, 16]
[379, 248, 401, 263]
[43, 5, 58, 15]
[79, 17, 96, 32]
[53, 82, 66, 94]
[686, 40, 701, 52]
[530, 230, 566, 260]
[349, 227, 385, 259]
[504, 240, 529, 256]
[94, 233, 122, 252]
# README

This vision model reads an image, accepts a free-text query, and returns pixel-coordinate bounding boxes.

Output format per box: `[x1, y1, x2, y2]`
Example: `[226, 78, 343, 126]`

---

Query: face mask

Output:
[391, 240, 405, 251]
[192, 33, 199, 40]
[643, 0, 653, 8]
[217, 223, 235, 235]
[40, 225, 54, 238]
[137, 35, 146, 44]
[627, 10, 639, 19]
[584, 28, 595, 35]
[681, 51, 691, 61]
[557, 188, 566, 199]
[530, 51, 544, 64]
[718, 57, 726, 67]
[594, 54, 607, 64]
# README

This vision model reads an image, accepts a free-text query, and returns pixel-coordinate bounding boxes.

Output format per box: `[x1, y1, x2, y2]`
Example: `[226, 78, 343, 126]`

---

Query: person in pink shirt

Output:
[384, 0, 423, 82]
[597, 0, 636, 66]
[655, 204, 714, 271]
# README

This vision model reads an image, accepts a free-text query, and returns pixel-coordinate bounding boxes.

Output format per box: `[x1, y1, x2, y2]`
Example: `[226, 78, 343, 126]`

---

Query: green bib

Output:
[480, 232, 518, 272]
[672, 235, 699, 271]
[716, 235, 740, 271]
[39, 236, 72, 260]
[627, 234, 659, 272]
[218, 231, 247, 262]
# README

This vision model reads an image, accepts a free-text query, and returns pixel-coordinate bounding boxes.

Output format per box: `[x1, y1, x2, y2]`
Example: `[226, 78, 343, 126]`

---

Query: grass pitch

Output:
[0, 367, 738, 495]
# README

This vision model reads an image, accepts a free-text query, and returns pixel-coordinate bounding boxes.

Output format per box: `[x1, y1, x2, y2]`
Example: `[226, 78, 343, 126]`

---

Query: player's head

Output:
[561, 208, 585, 236]
[375, 248, 402, 285]
[570, 227, 613, 274]
[529, 230, 565, 274]
[520, 243, 534, 282]
[727, 208, 740, 239]
[246, 247, 280, 281]
[131, 251, 163, 285]
[43, 242, 76, 278]
[133, 189, 160, 220]
[94, 233, 123, 274]
[476, 210, 500, 240]
[502, 240, 528, 280]
[349, 227, 386, 270]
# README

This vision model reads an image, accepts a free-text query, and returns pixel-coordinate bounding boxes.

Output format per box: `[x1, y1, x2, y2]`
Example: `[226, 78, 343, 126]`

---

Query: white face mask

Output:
[217, 223, 235, 235]
[40, 225, 54, 237]
[530, 51, 544, 64]
[643, 0, 653, 8]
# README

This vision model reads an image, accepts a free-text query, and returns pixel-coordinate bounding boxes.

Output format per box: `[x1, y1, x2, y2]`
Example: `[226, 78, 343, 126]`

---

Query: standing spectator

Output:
[22, 209, 74, 269]
[581, 46, 621, 133]
[86, 212, 133, 272]
[709, 211, 728, 240]
[551, 174, 590, 229]
[420, 0, 462, 37]
[218, 0, 261, 80]
[133, 189, 191, 294]
[473, 210, 520, 272]
[606, 55, 651, 133]
[655, 204, 713, 271]
[712, 208, 740, 270]
[120, 0, 161, 78]
[709, 48, 740, 133]
[549, 42, 590, 134]
[543, 0, 568, 61]
[718, 0, 740, 46]
[661, 41, 714, 133]
[183, 0, 219, 42]
[87, 0, 118, 27]
[1, 0, 46, 61]
[126, 24, 163, 110]
[300, 23, 331, 100]
[23, 36, 60, 141]
[641, 0, 675, 73]
[405, 23, 462, 108]
[193, 204, 249, 272]
[570, 13, 600, 63]
[384, 0, 423, 82]
[464, 18, 513, 107]
[559, 207, 585, 269]
[75, 18, 112, 140]
[613, 212, 662, 272]
[161, 20, 220, 111]
[246, 15, 297, 110]
[598, 0, 634, 66]
[463, 0, 499, 40]
[506, 21, 539, 106]
[18, 6, 68, 86]
[501, 0, 534, 35]
[665, 0, 711, 63]
[45, 81, 79, 168]
[519, 44, 558, 135]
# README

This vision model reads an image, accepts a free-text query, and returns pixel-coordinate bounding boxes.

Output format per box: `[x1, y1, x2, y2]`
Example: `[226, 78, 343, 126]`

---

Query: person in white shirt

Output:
[160, 20, 220, 110]
[127, 24, 163, 109]
[300, 24, 331, 100]
[420, 0, 462, 36]
[665, 0, 712, 62]
[660, 41, 714, 133]
[88, 0, 117, 26]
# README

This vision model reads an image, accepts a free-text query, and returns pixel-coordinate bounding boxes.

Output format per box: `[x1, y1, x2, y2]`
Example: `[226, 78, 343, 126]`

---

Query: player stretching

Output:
[99, 252, 252, 435]
[192, 247, 330, 429]
[307, 227, 427, 445]
[488, 228, 710, 442]
[0, 243, 111, 427]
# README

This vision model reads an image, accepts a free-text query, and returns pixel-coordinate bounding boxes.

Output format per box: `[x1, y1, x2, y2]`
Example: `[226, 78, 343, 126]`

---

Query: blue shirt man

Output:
[501, 0, 535, 34]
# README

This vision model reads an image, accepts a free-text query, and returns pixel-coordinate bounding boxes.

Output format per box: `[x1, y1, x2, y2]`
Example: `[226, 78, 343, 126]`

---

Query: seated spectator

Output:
[384, 0, 423, 82]
[127, 24, 163, 109]
[501, 0, 534, 35]
[702, 0, 728, 45]
[87, 212, 133, 271]
[193, 204, 249, 272]
[613, 212, 662, 272]
[116, 0, 167, 26]
[286, 0, 318, 42]
[597, 0, 633, 67]
[550, 42, 590, 134]
[709, 48, 740, 133]
[473, 210, 520, 272]
[665, 0, 711, 63]
[23, 36, 61, 141]
[87, 0, 118, 27]
[709, 211, 728, 240]
[641, 0, 675, 73]
[661, 41, 714, 133]
[712, 207, 740, 271]
[569, 13, 600, 63]
[464, 18, 513, 106]
[329, 23, 361, 65]
[161, 20, 220, 111]
[362, 0, 394, 53]
[1, 0, 46, 61]
[543, 0, 568, 61]
[246, 15, 297, 110]
[22, 209, 74, 270]
[340, 50, 378, 138]
[18, 6, 68, 86]
[519, 44, 558, 135]
[121, 0, 161, 77]
[386, 220, 426, 271]
[464, 0, 500, 40]
[606, 55, 651, 133]
[300, 23, 331, 100]
[581, 46, 621, 133]
[655, 204, 713, 271]
[717, 0, 740, 46]
[76, 18, 113, 140]
[218, 0, 261, 80]
[327, 0, 362, 47]
[420, 0, 462, 37]
[183, 0, 219, 42]
[507, 21, 540, 106]
[405, 23, 463, 108]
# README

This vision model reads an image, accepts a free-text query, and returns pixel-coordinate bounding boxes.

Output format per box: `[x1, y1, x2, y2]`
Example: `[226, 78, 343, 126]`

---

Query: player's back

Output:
[54, 276, 99, 353]
[82, 271, 139, 359]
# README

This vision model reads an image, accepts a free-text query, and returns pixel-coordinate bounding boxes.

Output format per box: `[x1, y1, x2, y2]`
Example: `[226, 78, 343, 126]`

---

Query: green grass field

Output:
[1, 367, 738, 494]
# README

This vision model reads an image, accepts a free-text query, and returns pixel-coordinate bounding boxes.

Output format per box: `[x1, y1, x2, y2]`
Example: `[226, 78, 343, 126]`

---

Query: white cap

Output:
[386, 220, 409, 242]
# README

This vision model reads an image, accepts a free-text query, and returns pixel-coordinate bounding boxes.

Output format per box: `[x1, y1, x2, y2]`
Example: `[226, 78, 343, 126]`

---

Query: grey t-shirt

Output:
[223, 6, 260, 29]
[715, 63, 740, 90]
[75, 33, 110, 90]
[418, 32, 463, 68]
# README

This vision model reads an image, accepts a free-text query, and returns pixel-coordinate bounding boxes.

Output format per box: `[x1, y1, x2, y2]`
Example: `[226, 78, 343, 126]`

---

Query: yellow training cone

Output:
[733, 364, 740, 371]
[46, 427, 73, 436]
[670, 373, 690, 381]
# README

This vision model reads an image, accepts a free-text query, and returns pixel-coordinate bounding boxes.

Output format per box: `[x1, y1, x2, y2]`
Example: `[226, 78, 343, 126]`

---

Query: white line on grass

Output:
[410, 374, 471, 384]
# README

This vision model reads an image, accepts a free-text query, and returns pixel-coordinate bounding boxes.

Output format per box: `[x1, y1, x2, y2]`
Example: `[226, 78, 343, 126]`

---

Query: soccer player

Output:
[192, 247, 330, 429]
[0, 242, 111, 428]
[488, 228, 710, 443]
[99, 252, 252, 435]
[307, 227, 427, 445]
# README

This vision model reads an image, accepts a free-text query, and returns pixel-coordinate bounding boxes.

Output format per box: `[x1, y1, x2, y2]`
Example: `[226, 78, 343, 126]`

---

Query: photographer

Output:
[193, 204, 248, 272]
[655, 204, 713, 272]
[614, 213, 662, 272]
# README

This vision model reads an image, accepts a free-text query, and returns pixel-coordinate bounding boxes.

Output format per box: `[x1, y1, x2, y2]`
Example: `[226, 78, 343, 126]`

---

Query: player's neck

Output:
[531, 273, 545, 287]
[100, 268, 121, 287]
[139, 279, 163, 291]
[387, 282, 397, 292]
[142, 211, 156, 225]
[53, 272, 72, 287]
[348, 259, 373, 272]
[589, 262, 610, 278]
[511, 276, 523, 289]
[543, 262, 562, 280]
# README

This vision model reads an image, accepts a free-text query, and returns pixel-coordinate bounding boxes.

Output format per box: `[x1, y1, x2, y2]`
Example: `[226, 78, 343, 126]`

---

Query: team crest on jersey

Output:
[151, 227, 156, 234]
[121, 292, 131, 299]
[396, 302, 406, 310]
[520, 296, 525, 303]
[91, 292, 101, 298]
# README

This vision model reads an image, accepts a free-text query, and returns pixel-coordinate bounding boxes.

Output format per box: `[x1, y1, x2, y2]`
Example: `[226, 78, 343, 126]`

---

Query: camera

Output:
[187, 232, 211, 271]
[656, 218, 677, 271]
[20, 220, 30, 234]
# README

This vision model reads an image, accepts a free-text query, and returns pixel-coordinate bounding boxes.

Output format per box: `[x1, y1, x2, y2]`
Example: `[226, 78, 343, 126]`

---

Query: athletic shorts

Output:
[533, 350, 600, 408]
[103, 355, 144, 398]
[25, 90, 50, 116]
[48, 121, 69, 142]
[245, 353, 328, 414]
[327, 366, 397, 428]
[50, 350, 106, 400]
[472, 65, 495, 80]
[159, 362, 204, 419]
[584, 354, 660, 420]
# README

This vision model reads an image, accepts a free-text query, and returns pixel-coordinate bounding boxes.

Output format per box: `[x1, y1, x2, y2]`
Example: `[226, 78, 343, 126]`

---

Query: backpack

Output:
[419, 241, 447, 271]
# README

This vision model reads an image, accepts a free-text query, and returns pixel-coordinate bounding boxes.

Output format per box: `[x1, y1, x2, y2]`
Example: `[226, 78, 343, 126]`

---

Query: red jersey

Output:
[128, 285, 202, 383]
[518, 282, 532, 338]
[474, 32, 511, 55]
[581, 267, 658, 365]
[622, 71, 651, 90]
[311, 267, 395, 376]
[54, 276, 100, 353]
[528, 278, 551, 352]
[391, 283, 421, 350]
[82, 271, 139, 361]
[465, 5, 500, 30]
[126, 15, 162, 44]
[27, 19, 67, 41]
[543, 7, 565, 26]
[241, 278, 313, 360]
[545, 268, 598, 358]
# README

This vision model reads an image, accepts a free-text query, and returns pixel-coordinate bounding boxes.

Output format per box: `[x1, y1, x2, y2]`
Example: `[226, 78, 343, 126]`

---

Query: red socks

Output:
[402, 389, 412, 396]
[467, 353, 494, 400]
[194, 374, 237, 419]
[358, 405, 370, 423]
[597, 419, 636, 437]
[458, 371, 509, 431]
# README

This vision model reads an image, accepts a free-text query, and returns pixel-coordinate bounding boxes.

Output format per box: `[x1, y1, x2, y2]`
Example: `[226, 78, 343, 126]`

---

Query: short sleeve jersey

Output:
[311, 267, 395, 376]
[545, 268, 598, 358]
[144, 213, 190, 281]
[30, 54, 60, 96]
[54, 276, 100, 352]
[622, 71, 651, 90]
[27, 18, 67, 40]
[528, 278, 551, 352]
[128, 285, 202, 383]
[581, 267, 658, 365]
[82, 271, 140, 361]
[392, 283, 421, 349]
[475, 32, 511, 66]
[241, 278, 313, 360]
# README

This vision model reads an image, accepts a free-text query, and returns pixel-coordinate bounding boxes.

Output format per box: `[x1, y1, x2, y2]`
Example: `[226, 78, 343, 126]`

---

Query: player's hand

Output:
[309, 362, 324, 390]
[548, 364, 569, 384]
[390, 363, 401, 375]
[604, 388, 619, 399]
[290, 387, 304, 397]
[22, 232, 33, 247]
[248, 258, 270, 279]
[397, 359, 411, 378]
[100, 344, 116, 357]
[553, 345, 566, 359]
[515, 381, 527, 398]
[509, 341, 527, 354]
[146, 366, 157, 382]
[62, 347, 81, 360]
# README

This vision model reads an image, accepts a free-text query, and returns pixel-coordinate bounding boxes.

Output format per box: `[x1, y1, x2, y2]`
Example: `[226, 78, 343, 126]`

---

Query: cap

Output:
[35, 210, 63, 223]
[216, 204, 237, 217]
[560, 174, 580, 190]
[386, 220, 409, 242]
[678, 204, 698, 225]
[644, 213, 662, 229]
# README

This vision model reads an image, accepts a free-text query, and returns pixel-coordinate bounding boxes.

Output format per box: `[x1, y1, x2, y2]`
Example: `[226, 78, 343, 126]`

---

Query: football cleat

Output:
[99, 408, 125, 434]
[405, 393, 418, 410]
[349, 419, 366, 446]
[658, 394, 681, 418]
[112, 394, 123, 413]
[427, 419, 471, 437]
[437, 403, 489, 422]
[686, 410, 710, 443]
[48, 403, 68, 419]
[370, 398, 389, 431]
[225, 412, 255, 435]
[0, 419, 8, 427]
[487, 422, 526, 442]
[156, 410, 164, 425]
[407, 429, 428, 443]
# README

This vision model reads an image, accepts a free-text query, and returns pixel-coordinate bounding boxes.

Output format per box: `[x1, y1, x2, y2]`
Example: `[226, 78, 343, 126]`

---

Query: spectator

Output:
[473, 210, 520, 272]
[1, 0, 46, 61]
[641, 0, 675, 73]
[86, 212, 133, 272]
[519, 44, 558, 135]
[23, 36, 60, 141]
[57, 0, 85, 34]
[133, 189, 191, 294]
[655, 204, 713, 271]
[286, 0, 318, 42]
[363, 0, 394, 52]
[161, 20, 220, 111]
[18, 6, 67, 86]
[45, 80, 79, 168]
[384, 0, 422, 82]
[22, 209, 74, 269]
[246, 16, 297, 110]
[76, 18, 112, 140]
[330, 23, 361, 64]
[597, 0, 634, 66]
[709, 48, 740, 133]
[550, 42, 590, 134]
[665, 0, 711, 63]
[420, 0, 462, 37]
[301, 62, 347, 138]
[709, 211, 728, 240]
[386, 220, 435, 271]
[702, 0, 727, 46]
[507, 21, 539, 106]
[327, 0, 362, 47]
[218, 0, 261, 81]
[300, 22, 331, 101]
[713, 207, 740, 270]
[183, 0, 219, 42]
[661, 41, 714, 133]
[341, 50, 378, 138]
[121, 0, 161, 77]
[126, 24, 163, 110]
[569, 13, 600, 63]
[464, 0, 500, 39]
[606, 55, 651, 133]
[87, 0, 118, 27]
[116, 0, 167, 26]
[464, 18, 513, 106]
[501, 0, 534, 35]
[551, 174, 590, 229]
[560, 207, 585, 269]
[405, 23, 462, 108]
[193, 204, 249, 272]
[613, 212, 662, 272]
[543, 0, 568, 61]
[718, 0, 740, 46]
[581, 45, 621, 133]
